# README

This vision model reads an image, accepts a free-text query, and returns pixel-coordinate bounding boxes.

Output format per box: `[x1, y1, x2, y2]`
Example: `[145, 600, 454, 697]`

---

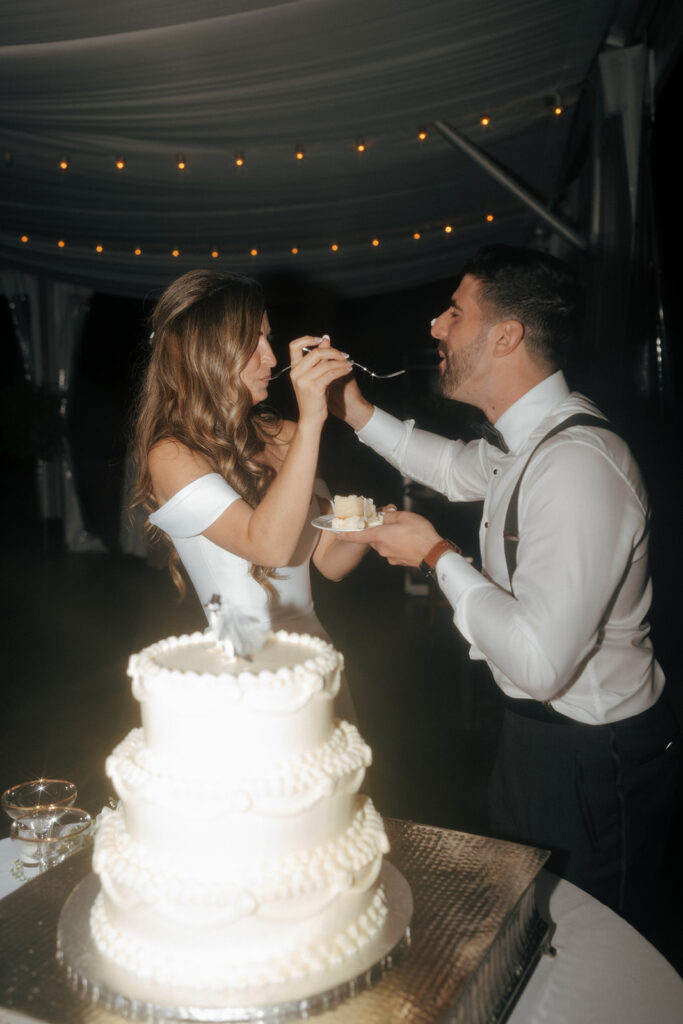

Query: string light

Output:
[417, 129, 428, 141]
[115, 157, 126, 170]
[549, 92, 564, 116]
[356, 138, 366, 153]
[59, 156, 69, 170]
[15, 210, 515, 260]
[235, 151, 245, 167]
[176, 155, 187, 171]
[295, 145, 305, 161]
[480, 115, 491, 127]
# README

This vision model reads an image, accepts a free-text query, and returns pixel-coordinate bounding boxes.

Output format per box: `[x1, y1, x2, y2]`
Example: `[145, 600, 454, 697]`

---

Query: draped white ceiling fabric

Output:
[0, 0, 657, 297]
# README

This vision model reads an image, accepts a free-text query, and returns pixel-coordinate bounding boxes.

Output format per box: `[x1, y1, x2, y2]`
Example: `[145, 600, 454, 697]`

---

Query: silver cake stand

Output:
[56, 862, 413, 1023]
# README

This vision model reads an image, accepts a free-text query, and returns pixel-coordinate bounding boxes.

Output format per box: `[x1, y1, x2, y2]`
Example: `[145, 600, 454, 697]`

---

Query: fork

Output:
[271, 347, 405, 381]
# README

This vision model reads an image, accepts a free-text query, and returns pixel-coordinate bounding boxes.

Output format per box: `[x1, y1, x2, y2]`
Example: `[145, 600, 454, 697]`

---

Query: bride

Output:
[131, 270, 369, 710]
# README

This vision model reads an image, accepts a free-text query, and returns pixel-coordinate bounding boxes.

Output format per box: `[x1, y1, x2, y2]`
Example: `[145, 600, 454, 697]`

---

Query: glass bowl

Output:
[2, 778, 77, 820]
[10, 806, 92, 870]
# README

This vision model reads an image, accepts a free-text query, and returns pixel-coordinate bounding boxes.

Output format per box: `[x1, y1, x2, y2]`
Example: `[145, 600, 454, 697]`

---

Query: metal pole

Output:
[433, 119, 586, 252]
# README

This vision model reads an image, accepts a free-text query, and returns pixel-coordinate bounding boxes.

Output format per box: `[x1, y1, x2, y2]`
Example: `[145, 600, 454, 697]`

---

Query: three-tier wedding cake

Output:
[89, 627, 391, 992]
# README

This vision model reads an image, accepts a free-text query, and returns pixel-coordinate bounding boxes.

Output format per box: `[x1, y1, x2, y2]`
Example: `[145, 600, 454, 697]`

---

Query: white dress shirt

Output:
[358, 372, 664, 724]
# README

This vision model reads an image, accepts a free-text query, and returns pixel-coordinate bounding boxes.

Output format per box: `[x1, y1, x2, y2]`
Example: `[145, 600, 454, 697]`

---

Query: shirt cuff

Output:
[434, 550, 489, 614]
[357, 406, 412, 458]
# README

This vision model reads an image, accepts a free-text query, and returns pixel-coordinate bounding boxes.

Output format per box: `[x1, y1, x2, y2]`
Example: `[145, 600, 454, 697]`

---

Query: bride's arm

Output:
[311, 499, 370, 580]
[149, 339, 351, 567]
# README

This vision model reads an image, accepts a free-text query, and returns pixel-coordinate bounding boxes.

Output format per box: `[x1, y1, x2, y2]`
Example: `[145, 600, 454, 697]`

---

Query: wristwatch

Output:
[419, 538, 461, 580]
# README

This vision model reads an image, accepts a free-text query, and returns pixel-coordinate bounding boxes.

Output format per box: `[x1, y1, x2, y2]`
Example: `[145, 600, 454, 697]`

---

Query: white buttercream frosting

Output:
[106, 719, 372, 815]
[128, 629, 343, 706]
[94, 797, 388, 913]
[91, 885, 388, 989]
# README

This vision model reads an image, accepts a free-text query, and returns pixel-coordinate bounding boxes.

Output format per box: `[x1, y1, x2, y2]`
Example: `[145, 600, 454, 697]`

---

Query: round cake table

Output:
[0, 823, 681, 1024]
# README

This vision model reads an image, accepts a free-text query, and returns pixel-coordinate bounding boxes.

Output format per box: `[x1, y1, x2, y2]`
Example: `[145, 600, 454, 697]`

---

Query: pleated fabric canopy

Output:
[0, 0, 660, 297]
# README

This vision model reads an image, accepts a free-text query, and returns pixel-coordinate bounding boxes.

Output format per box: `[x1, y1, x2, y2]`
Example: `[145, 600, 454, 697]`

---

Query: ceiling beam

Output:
[433, 119, 587, 252]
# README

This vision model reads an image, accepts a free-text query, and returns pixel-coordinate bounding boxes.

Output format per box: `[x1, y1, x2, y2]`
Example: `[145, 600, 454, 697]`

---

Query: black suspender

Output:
[502, 414, 619, 592]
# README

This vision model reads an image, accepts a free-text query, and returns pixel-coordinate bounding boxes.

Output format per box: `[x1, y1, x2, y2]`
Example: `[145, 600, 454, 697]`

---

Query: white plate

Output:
[311, 514, 383, 534]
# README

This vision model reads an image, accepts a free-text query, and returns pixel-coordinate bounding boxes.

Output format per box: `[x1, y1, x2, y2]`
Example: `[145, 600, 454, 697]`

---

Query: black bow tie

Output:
[476, 420, 509, 453]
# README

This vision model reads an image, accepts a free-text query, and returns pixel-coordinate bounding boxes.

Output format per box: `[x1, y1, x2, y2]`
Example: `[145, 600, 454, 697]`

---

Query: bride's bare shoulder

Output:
[148, 439, 212, 503]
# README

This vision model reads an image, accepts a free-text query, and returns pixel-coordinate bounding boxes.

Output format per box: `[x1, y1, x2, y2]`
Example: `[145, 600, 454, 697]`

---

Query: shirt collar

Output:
[494, 371, 570, 453]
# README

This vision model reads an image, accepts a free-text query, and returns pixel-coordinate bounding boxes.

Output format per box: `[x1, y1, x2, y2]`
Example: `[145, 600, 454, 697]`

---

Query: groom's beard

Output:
[439, 328, 488, 399]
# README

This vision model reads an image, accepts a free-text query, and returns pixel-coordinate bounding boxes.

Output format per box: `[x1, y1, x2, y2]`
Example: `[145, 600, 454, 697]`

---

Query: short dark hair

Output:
[461, 244, 578, 367]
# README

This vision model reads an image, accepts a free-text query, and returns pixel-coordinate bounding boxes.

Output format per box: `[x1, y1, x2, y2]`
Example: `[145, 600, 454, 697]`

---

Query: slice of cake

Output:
[331, 494, 383, 531]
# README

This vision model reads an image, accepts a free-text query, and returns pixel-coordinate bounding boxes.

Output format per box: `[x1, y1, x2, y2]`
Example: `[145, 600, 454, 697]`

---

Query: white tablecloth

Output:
[1, 838, 681, 1024]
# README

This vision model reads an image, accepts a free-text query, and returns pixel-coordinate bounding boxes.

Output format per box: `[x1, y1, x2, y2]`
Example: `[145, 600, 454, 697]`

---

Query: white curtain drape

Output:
[0, 0, 621, 297]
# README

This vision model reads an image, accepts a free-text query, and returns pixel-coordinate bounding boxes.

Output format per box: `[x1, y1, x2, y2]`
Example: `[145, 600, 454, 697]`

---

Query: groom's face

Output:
[431, 275, 494, 401]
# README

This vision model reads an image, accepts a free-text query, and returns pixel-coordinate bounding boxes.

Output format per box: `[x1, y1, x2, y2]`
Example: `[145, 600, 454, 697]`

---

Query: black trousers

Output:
[488, 692, 681, 936]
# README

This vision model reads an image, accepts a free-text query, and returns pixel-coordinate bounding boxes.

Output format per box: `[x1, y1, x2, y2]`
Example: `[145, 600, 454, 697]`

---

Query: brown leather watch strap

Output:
[420, 538, 461, 579]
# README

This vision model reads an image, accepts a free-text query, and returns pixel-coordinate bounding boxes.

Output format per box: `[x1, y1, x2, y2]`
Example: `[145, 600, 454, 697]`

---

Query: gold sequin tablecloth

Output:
[0, 819, 550, 1024]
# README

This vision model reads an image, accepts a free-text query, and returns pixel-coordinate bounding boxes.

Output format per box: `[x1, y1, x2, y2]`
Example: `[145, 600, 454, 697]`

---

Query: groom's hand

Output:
[327, 372, 374, 431]
[338, 510, 441, 567]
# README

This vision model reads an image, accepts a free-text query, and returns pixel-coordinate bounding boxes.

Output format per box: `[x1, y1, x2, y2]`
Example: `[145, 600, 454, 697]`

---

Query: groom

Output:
[330, 243, 680, 935]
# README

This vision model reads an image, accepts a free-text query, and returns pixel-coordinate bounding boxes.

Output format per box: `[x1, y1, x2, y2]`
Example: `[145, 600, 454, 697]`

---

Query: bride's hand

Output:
[289, 335, 352, 427]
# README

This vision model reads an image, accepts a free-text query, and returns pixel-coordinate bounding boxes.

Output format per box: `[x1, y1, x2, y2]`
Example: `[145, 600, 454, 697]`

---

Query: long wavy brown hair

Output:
[130, 269, 282, 596]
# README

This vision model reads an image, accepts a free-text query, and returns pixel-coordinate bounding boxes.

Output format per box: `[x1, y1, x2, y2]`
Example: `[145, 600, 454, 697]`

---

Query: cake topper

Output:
[205, 594, 269, 659]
